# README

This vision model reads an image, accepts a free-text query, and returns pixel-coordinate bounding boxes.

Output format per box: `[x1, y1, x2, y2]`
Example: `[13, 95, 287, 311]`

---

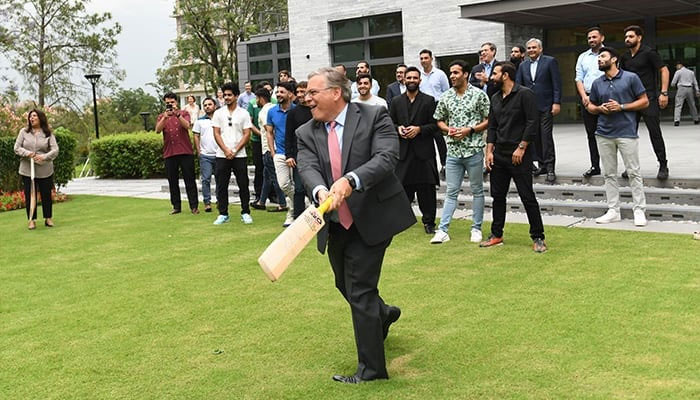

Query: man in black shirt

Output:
[620, 25, 670, 180]
[285, 81, 313, 218]
[482, 61, 547, 253]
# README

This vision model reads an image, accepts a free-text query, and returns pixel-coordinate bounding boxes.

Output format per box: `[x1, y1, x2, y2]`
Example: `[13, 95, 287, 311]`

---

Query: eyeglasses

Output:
[304, 87, 334, 98]
[227, 116, 232, 127]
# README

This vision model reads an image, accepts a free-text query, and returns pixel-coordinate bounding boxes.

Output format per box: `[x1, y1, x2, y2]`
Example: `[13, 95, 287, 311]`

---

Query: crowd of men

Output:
[156, 24, 698, 249]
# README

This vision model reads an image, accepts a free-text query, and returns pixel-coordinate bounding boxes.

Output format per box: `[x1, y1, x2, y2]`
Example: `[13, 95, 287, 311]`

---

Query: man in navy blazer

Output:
[516, 38, 562, 182]
[385, 64, 407, 111]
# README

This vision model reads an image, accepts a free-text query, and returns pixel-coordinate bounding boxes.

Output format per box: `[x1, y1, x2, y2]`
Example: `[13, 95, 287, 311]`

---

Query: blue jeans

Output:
[260, 152, 287, 207]
[439, 152, 484, 232]
[199, 154, 216, 205]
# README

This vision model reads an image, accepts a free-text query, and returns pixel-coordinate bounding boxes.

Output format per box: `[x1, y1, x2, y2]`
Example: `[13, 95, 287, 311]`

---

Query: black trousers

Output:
[534, 110, 555, 171]
[291, 167, 308, 219]
[434, 132, 447, 166]
[215, 157, 250, 216]
[251, 140, 263, 201]
[327, 222, 393, 380]
[581, 102, 600, 169]
[637, 95, 667, 164]
[164, 154, 198, 211]
[403, 184, 436, 226]
[22, 175, 53, 220]
[489, 149, 545, 240]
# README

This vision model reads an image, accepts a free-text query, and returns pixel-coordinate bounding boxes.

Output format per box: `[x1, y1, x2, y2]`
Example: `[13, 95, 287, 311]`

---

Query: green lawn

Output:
[1, 196, 698, 399]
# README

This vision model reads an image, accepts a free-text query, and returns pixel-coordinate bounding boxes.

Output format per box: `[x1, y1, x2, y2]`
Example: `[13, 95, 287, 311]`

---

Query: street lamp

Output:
[139, 112, 151, 131]
[84, 73, 101, 139]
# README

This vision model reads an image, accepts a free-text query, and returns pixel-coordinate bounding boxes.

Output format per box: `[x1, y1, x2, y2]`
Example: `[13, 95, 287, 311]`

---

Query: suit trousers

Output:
[327, 222, 393, 380]
[22, 175, 53, 220]
[581, 102, 600, 169]
[489, 150, 545, 240]
[534, 111, 556, 171]
[404, 183, 436, 227]
[674, 86, 698, 122]
[165, 154, 198, 211]
[215, 157, 250, 216]
[636, 95, 667, 164]
[251, 140, 263, 201]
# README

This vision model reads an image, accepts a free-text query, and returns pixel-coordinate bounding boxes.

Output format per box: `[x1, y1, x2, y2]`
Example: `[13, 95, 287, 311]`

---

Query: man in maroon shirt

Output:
[155, 92, 199, 214]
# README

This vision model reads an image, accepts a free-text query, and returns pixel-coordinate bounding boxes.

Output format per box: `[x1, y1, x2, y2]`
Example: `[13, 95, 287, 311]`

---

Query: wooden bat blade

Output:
[258, 198, 332, 282]
[29, 159, 36, 219]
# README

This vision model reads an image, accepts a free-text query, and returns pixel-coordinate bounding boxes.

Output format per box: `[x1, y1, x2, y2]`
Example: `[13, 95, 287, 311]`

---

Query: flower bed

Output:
[0, 190, 68, 212]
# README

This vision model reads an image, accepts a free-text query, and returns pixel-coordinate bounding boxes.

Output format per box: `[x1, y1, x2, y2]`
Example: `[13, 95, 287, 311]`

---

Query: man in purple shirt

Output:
[155, 92, 199, 214]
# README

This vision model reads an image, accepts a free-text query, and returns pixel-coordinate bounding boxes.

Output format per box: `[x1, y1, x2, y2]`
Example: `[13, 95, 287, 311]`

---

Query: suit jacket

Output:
[515, 55, 562, 112]
[389, 91, 438, 162]
[469, 62, 499, 98]
[385, 81, 403, 111]
[296, 102, 416, 253]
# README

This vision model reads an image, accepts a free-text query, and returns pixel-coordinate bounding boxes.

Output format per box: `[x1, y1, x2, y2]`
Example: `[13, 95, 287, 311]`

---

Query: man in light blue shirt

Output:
[418, 49, 449, 101]
[575, 27, 606, 177]
[237, 81, 255, 110]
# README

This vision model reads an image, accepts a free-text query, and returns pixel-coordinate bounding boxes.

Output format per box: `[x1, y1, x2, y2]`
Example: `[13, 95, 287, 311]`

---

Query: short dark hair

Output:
[481, 42, 497, 52]
[334, 64, 346, 72]
[255, 81, 272, 91]
[356, 73, 372, 84]
[221, 82, 240, 96]
[277, 81, 295, 93]
[254, 88, 271, 102]
[624, 25, 644, 36]
[494, 61, 517, 81]
[513, 45, 525, 53]
[202, 96, 216, 106]
[448, 59, 470, 74]
[296, 80, 308, 89]
[357, 60, 370, 70]
[419, 49, 433, 58]
[404, 66, 421, 78]
[599, 47, 619, 60]
[396, 63, 407, 69]
[279, 69, 290, 76]
[163, 92, 177, 101]
[586, 26, 604, 36]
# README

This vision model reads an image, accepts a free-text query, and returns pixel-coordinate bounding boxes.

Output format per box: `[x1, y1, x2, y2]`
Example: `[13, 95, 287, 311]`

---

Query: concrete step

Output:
[436, 194, 700, 222]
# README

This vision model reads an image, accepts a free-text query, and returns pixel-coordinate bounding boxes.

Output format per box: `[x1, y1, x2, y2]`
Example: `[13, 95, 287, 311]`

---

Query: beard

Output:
[509, 56, 520, 64]
[406, 83, 419, 92]
[625, 40, 636, 48]
[492, 79, 503, 89]
[598, 62, 612, 72]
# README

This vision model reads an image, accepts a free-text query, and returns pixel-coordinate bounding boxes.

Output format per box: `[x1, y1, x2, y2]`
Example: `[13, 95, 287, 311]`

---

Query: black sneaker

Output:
[621, 171, 629, 179]
[583, 167, 601, 177]
[657, 165, 669, 180]
[674, 121, 680, 126]
[423, 224, 436, 234]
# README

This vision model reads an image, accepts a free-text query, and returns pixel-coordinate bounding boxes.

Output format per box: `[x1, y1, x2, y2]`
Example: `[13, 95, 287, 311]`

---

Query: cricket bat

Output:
[29, 158, 36, 220]
[258, 197, 333, 282]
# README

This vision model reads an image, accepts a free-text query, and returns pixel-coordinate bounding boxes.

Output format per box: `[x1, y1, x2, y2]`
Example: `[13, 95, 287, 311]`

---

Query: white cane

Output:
[29, 158, 37, 221]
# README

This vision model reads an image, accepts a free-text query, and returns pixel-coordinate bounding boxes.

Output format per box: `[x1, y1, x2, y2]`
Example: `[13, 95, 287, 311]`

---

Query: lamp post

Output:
[139, 112, 151, 131]
[84, 73, 101, 139]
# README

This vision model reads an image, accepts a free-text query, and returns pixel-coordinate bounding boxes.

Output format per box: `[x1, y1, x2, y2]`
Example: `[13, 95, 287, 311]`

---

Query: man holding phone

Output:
[155, 92, 199, 215]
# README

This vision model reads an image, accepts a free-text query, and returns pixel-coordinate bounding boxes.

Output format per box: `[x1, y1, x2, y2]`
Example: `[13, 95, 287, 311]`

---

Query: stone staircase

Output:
[164, 167, 700, 222]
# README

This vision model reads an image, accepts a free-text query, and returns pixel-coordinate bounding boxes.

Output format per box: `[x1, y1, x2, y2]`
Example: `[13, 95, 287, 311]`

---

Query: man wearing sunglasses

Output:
[212, 82, 253, 225]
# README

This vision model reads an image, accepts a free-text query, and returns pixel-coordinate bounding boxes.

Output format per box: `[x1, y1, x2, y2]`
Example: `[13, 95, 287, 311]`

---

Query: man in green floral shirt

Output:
[431, 59, 490, 244]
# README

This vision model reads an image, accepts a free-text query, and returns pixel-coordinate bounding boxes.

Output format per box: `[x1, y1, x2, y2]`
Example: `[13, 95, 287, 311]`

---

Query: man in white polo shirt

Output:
[212, 82, 253, 225]
[192, 97, 218, 213]
[351, 74, 388, 109]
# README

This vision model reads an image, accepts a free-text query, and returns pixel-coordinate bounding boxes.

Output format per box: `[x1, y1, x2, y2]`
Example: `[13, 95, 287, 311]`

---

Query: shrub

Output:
[0, 129, 77, 192]
[91, 132, 167, 178]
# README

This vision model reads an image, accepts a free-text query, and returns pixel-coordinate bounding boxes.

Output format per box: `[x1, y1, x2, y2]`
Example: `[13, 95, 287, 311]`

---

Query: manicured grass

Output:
[1, 196, 698, 399]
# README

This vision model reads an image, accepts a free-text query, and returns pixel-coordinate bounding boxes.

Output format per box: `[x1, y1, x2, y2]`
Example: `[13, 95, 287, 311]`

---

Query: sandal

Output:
[268, 206, 289, 213]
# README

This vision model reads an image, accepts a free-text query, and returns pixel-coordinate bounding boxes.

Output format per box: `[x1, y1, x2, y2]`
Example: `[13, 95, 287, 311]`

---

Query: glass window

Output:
[368, 14, 402, 36]
[250, 60, 273, 75]
[369, 37, 403, 59]
[249, 42, 273, 57]
[277, 39, 290, 54]
[332, 42, 365, 63]
[278, 58, 291, 73]
[331, 19, 363, 41]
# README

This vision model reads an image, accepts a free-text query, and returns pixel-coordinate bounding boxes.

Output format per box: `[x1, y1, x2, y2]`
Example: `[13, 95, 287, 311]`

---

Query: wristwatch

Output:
[620, 103, 625, 111]
[660, 91, 669, 96]
[518, 142, 526, 149]
[344, 174, 357, 190]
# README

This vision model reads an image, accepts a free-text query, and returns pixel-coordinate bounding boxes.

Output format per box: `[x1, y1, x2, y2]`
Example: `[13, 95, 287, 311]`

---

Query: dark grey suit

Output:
[297, 102, 415, 380]
[385, 81, 403, 111]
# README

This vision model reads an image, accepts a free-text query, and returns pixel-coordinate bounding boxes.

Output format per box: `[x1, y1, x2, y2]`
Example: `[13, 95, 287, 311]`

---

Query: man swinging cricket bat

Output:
[258, 197, 333, 281]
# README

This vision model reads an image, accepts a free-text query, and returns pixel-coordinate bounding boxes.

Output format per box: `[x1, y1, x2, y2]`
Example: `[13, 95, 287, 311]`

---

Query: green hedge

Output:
[0, 128, 78, 192]
[91, 132, 166, 178]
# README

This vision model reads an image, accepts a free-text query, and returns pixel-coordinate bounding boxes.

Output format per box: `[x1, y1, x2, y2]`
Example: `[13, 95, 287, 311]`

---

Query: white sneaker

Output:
[213, 215, 230, 225]
[283, 215, 294, 227]
[633, 209, 647, 226]
[241, 213, 253, 224]
[430, 230, 450, 244]
[470, 228, 483, 243]
[595, 209, 621, 224]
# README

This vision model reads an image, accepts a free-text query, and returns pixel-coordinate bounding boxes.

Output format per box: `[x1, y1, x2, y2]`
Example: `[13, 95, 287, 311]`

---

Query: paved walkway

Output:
[64, 122, 700, 236]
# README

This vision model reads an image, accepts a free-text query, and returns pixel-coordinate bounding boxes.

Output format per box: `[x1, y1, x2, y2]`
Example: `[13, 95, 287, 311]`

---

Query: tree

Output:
[172, 0, 287, 94]
[1, 0, 123, 108]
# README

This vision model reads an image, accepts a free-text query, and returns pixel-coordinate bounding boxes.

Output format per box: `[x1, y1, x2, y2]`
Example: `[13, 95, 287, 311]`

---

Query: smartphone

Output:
[166, 104, 173, 111]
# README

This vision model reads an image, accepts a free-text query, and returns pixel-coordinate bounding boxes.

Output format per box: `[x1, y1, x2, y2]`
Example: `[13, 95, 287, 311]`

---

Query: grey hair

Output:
[308, 67, 351, 103]
[526, 38, 543, 48]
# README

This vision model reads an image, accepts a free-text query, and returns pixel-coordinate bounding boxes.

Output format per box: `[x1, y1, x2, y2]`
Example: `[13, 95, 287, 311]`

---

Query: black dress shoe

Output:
[621, 171, 629, 179]
[674, 121, 680, 126]
[533, 166, 547, 176]
[657, 165, 669, 180]
[583, 167, 600, 177]
[250, 202, 266, 210]
[423, 224, 435, 234]
[383, 306, 401, 339]
[545, 171, 556, 183]
[169, 209, 181, 215]
[332, 374, 364, 384]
